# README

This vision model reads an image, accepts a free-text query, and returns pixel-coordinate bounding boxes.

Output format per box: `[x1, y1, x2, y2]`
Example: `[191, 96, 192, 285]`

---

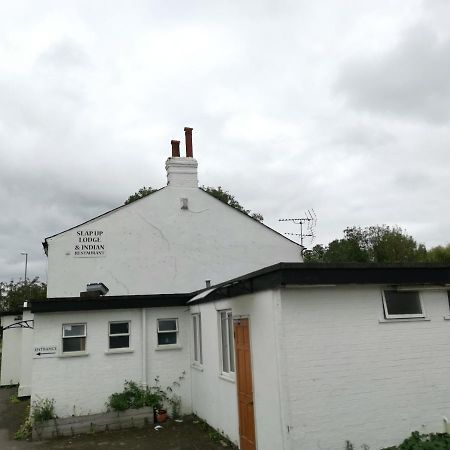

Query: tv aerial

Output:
[279, 209, 317, 249]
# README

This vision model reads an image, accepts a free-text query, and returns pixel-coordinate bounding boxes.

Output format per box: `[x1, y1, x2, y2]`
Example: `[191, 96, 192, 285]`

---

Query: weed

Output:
[9, 393, 20, 404]
[14, 406, 32, 440]
[32, 397, 56, 423]
[193, 415, 238, 448]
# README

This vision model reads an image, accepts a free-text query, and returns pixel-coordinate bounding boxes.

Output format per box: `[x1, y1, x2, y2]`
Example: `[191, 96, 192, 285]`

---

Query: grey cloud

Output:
[336, 24, 450, 123]
[36, 40, 91, 70]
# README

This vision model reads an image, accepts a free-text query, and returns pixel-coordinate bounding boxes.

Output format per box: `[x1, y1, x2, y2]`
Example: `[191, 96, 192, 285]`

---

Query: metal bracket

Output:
[2, 320, 34, 330]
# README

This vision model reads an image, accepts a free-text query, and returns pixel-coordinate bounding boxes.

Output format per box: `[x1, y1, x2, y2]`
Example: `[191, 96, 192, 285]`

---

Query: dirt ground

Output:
[0, 386, 235, 450]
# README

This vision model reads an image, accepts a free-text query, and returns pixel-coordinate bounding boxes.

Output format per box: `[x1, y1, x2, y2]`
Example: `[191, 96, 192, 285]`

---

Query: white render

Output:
[1, 314, 23, 386]
[18, 309, 33, 396]
[46, 162, 301, 298]
[32, 307, 191, 418]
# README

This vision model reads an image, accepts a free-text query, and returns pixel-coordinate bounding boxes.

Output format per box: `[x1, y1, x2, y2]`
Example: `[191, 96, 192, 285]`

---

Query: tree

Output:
[304, 225, 428, 263]
[124, 186, 158, 205]
[0, 277, 47, 312]
[201, 186, 263, 222]
[124, 185, 263, 221]
[426, 244, 450, 263]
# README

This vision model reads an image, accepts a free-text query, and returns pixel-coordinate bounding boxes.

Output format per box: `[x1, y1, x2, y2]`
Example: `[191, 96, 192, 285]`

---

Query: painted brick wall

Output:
[280, 286, 450, 450]
[191, 291, 285, 450]
[32, 307, 191, 418]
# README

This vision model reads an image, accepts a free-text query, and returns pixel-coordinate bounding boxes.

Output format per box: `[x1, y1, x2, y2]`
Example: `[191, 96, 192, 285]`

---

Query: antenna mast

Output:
[279, 209, 317, 249]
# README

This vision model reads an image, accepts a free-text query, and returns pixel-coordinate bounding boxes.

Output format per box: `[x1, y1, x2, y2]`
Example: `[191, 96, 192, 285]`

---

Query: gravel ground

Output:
[0, 386, 235, 450]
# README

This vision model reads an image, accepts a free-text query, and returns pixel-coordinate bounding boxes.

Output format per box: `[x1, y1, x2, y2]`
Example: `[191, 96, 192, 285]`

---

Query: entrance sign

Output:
[34, 345, 57, 358]
[73, 230, 106, 257]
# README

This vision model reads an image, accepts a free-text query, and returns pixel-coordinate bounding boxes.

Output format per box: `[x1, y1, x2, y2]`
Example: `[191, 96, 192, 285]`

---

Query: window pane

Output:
[221, 315, 229, 372]
[63, 337, 85, 352]
[109, 335, 129, 349]
[63, 324, 85, 337]
[158, 319, 177, 331]
[110, 322, 129, 335]
[385, 290, 422, 315]
[158, 332, 177, 345]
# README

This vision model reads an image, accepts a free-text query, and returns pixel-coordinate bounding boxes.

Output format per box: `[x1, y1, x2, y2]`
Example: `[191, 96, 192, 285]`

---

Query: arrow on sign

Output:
[36, 352, 55, 356]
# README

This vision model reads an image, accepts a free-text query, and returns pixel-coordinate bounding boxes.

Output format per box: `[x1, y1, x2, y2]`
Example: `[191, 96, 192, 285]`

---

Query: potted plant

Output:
[155, 406, 168, 423]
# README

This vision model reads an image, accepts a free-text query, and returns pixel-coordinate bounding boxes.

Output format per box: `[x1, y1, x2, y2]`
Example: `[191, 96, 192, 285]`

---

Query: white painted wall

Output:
[190, 291, 285, 450]
[1, 314, 23, 386]
[18, 310, 34, 396]
[46, 185, 301, 298]
[279, 286, 450, 450]
[31, 307, 191, 418]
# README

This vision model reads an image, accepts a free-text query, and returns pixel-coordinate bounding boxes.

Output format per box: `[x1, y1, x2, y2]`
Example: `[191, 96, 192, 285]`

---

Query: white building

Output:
[3, 129, 450, 450]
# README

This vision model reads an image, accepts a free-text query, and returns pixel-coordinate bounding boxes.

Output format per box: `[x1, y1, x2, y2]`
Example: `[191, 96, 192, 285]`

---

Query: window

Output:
[109, 321, 130, 349]
[219, 310, 235, 374]
[157, 319, 178, 345]
[383, 290, 424, 319]
[192, 314, 203, 364]
[62, 323, 86, 352]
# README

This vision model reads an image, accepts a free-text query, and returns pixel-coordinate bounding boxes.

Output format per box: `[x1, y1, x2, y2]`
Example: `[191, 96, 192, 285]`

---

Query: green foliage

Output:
[124, 186, 157, 205]
[427, 244, 450, 263]
[9, 393, 20, 404]
[305, 225, 431, 263]
[382, 431, 450, 449]
[107, 373, 186, 416]
[0, 277, 47, 313]
[32, 397, 55, 423]
[107, 380, 165, 412]
[202, 186, 263, 222]
[194, 415, 238, 448]
[14, 405, 32, 440]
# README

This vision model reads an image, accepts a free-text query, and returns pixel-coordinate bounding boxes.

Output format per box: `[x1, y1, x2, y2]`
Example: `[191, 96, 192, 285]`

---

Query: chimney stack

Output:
[165, 127, 198, 188]
[184, 127, 193, 157]
[171, 140, 180, 157]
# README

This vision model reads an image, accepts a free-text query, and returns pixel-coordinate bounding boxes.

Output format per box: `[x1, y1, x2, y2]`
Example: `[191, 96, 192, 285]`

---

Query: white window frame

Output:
[219, 310, 235, 375]
[62, 323, 87, 353]
[108, 321, 130, 349]
[192, 314, 203, 365]
[157, 318, 178, 346]
[382, 289, 425, 319]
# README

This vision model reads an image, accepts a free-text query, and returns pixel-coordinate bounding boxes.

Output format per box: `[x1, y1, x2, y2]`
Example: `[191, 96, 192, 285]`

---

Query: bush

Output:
[107, 380, 165, 412]
[32, 398, 55, 423]
[382, 431, 450, 450]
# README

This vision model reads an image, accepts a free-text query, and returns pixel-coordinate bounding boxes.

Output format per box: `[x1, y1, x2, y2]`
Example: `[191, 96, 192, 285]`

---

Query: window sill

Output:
[104, 348, 134, 355]
[191, 363, 204, 372]
[219, 373, 235, 383]
[378, 317, 430, 323]
[155, 344, 182, 351]
[443, 315, 450, 321]
[59, 351, 89, 358]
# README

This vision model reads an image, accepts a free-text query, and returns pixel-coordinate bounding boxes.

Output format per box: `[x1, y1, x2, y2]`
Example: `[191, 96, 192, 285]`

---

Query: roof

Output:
[31, 293, 191, 313]
[188, 262, 450, 304]
[30, 263, 450, 312]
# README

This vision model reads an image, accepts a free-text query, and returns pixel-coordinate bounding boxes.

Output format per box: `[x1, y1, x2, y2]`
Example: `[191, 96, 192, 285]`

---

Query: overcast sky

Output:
[1, 0, 449, 282]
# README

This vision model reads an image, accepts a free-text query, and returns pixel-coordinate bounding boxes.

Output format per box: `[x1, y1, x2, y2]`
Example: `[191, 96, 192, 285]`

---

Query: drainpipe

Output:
[142, 308, 147, 388]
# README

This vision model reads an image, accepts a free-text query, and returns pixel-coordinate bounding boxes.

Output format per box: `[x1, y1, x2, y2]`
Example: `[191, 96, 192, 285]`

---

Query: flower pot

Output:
[156, 409, 168, 423]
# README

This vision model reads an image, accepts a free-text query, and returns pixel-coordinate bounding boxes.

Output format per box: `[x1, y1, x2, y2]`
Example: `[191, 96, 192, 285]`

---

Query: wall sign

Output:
[33, 345, 57, 358]
[74, 230, 106, 258]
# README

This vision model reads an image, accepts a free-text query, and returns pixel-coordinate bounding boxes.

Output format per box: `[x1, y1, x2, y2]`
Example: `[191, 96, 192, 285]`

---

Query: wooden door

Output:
[234, 318, 256, 450]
